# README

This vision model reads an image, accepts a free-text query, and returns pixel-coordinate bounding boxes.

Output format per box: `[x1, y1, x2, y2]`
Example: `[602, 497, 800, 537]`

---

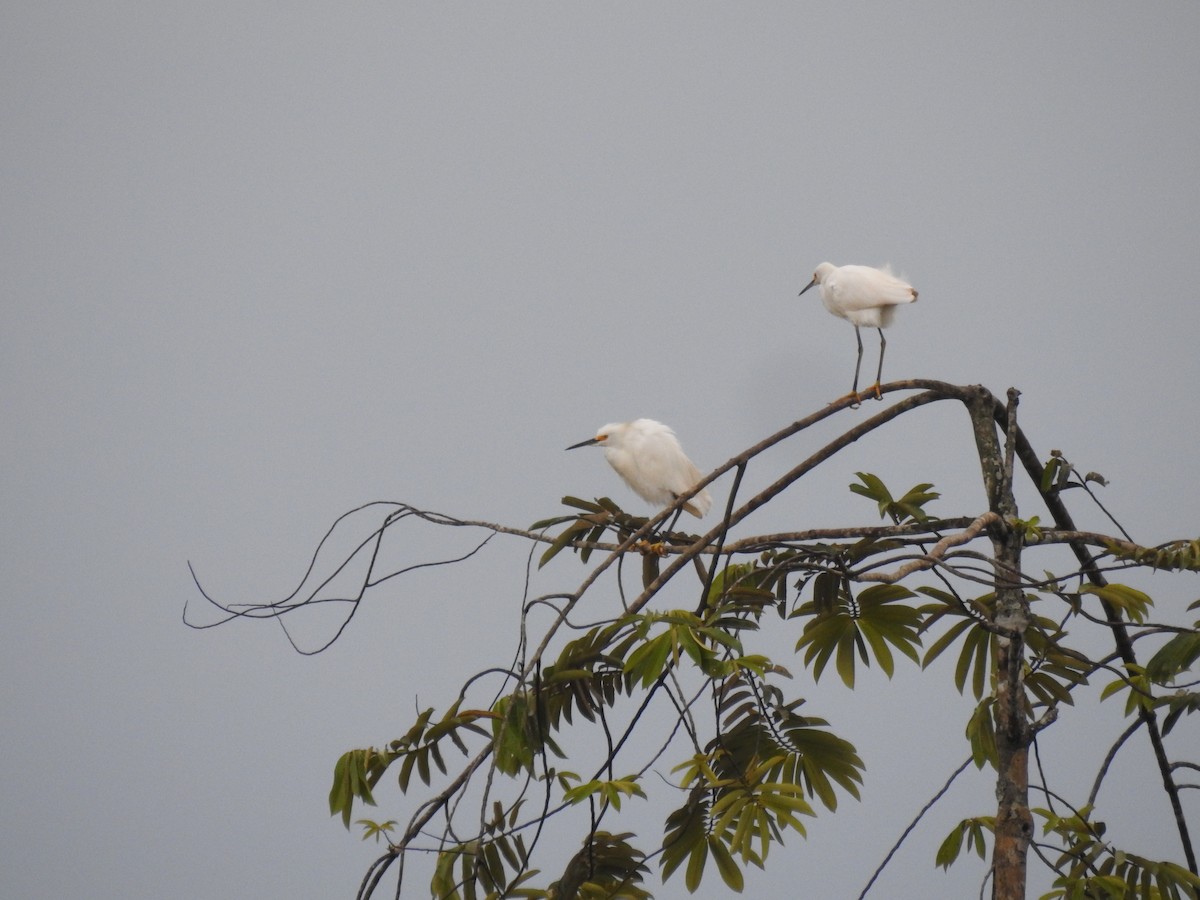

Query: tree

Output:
[188, 380, 1200, 899]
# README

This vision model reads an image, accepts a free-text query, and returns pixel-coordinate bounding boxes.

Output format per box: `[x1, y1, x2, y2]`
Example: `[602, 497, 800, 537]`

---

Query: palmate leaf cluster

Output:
[329, 466, 1200, 899]
[939, 806, 1200, 900]
[1035, 807, 1200, 900]
[658, 672, 864, 892]
[793, 582, 922, 686]
[1106, 539, 1200, 572]
[329, 700, 493, 828]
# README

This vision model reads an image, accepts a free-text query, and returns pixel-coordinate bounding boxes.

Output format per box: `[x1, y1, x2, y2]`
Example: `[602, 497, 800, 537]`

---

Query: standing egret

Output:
[799, 262, 918, 404]
[566, 419, 712, 518]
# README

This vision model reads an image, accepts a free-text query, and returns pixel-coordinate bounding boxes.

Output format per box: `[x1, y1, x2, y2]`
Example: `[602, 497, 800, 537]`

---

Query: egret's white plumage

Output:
[566, 419, 712, 518]
[799, 262, 918, 401]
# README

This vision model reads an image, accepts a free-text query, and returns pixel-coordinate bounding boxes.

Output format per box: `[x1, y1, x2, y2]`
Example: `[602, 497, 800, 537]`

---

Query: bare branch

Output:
[858, 756, 975, 900]
[857, 512, 1000, 584]
[1089, 717, 1145, 808]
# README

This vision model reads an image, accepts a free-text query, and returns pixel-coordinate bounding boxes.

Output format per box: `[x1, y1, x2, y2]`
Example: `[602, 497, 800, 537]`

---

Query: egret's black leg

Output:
[830, 327, 867, 407]
[664, 506, 684, 537]
[871, 328, 887, 400]
[850, 326, 864, 406]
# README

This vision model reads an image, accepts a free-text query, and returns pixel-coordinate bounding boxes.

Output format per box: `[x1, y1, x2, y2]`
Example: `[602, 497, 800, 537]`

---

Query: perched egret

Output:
[566, 419, 712, 518]
[799, 262, 918, 403]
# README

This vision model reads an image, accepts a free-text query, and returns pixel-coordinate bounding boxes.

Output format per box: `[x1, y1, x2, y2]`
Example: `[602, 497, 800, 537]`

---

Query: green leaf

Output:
[966, 698, 997, 769]
[563, 776, 646, 810]
[1105, 538, 1200, 572]
[329, 752, 350, 825]
[492, 693, 536, 775]
[1080, 583, 1153, 624]
[936, 817, 992, 869]
[849, 472, 939, 522]
[1100, 665, 1152, 716]
[709, 836, 744, 892]
[624, 631, 674, 688]
[935, 821, 964, 869]
[835, 627, 864, 688]
[562, 495, 605, 512]
[850, 471, 893, 518]
[684, 834, 709, 893]
[893, 482, 940, 522]
[329, 749, 379, 828]
[1099, 677, 1128, 702]
[812, 571, 841, 615]
[1157, 690, 1200, 735]
[432, 844, 467, 900]
[1146, 632, 1200, 684]
[922, 618, 975, 670]
[859, 620, 896, 677]
[538, 518, 595, 568]
[661, 790, 709, 884]
[796, 583, 921, 688]
[356, 818, 397, 843]
[947, 624, 993, 700]
[416, 746, 431, 785]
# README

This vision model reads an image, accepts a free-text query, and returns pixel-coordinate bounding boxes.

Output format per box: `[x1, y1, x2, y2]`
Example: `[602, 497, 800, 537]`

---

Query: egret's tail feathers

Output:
[683, 488, 713, 518]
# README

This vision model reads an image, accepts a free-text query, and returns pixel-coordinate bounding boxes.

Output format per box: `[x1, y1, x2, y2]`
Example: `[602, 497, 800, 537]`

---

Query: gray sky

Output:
[4, 4, 1199, 898]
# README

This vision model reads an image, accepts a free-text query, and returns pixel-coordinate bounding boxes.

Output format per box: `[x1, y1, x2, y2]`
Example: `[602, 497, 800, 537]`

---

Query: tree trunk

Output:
[967, 388, 1031, 900]
[991, 533, 1031, 900]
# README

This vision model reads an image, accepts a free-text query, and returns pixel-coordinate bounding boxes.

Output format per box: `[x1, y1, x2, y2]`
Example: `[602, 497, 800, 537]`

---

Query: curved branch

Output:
[628, 388, 958, 615]
[857, 513, 1000, 584]
[1088, 717, 1144, 808]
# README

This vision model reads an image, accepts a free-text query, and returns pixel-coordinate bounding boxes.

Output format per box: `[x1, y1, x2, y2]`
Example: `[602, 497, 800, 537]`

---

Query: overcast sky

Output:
[4, 4, 1199, 898]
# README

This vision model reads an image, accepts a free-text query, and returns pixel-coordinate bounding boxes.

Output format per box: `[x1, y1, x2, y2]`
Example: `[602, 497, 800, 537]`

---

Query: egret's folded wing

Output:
[828, 265, 917, 311]
[678, 459, 712, 517]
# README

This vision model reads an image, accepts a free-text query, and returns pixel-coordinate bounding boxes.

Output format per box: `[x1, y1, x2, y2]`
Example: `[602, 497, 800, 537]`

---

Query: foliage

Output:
[1034, 807, 1200, 900]
[793, 582, 922, 687]
[936, 815, 993, 869]
[331, 455, 1197, 897]
[190, 382, 1200, 898]
[345, 441, 1199, 896]
[1105, 539, 1200, 572]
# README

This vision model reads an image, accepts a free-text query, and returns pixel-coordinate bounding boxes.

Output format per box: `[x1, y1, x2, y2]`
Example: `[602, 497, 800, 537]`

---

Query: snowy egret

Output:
[799, 262, 918, 403]
[566, 419, 712, 518]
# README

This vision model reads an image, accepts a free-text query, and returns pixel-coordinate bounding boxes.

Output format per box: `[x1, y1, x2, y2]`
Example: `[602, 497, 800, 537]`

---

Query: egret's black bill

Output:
[798, 278, 817, 297]
[565, 437, 601, 451]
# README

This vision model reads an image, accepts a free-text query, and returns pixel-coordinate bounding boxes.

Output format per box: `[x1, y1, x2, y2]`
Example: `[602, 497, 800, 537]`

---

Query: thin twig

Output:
[858, 756, 975, 899]
[1088, 717, 1144, 808]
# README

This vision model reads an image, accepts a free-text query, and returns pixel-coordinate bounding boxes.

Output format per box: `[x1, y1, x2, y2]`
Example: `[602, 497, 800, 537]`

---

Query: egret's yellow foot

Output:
[831, 389, 863, 408]
[633, 539, 668, 557]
